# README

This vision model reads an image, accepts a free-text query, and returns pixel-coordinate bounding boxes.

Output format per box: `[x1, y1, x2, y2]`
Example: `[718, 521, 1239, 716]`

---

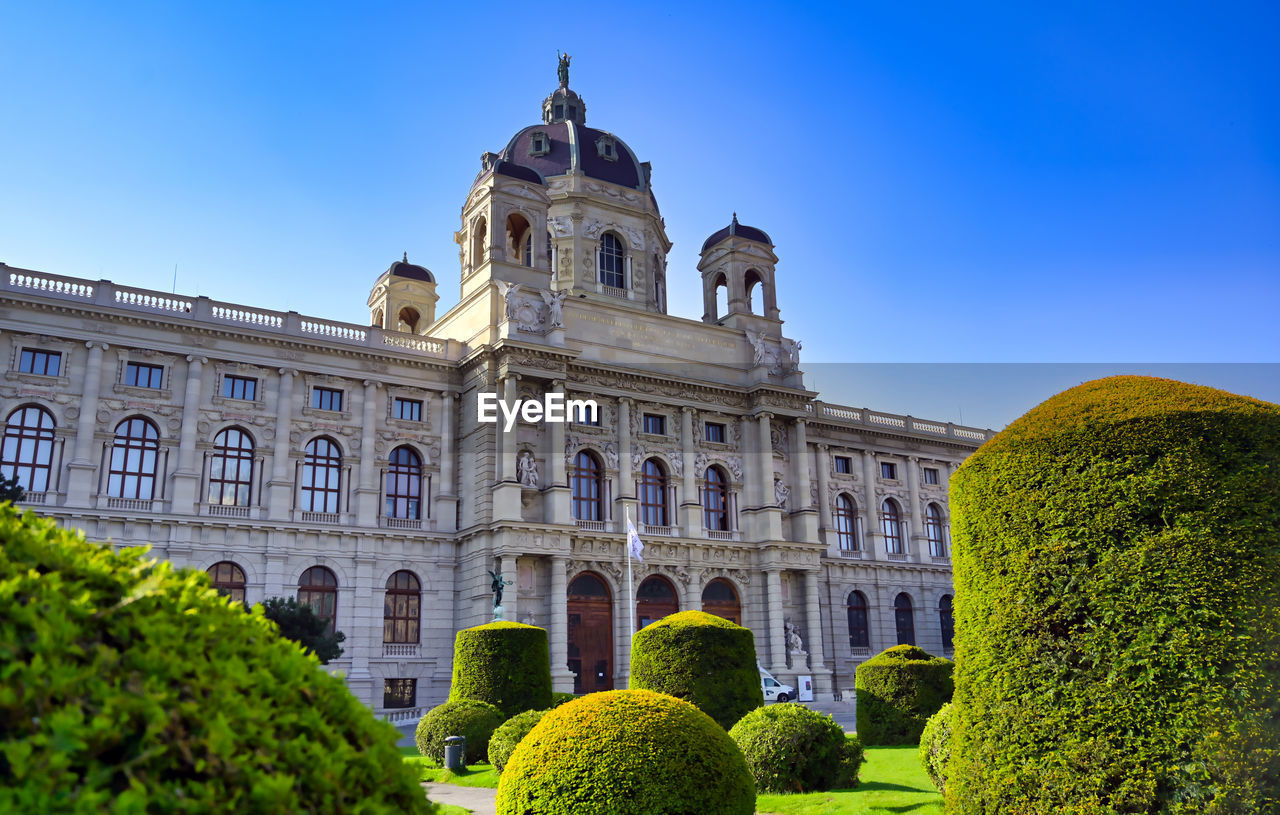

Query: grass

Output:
[402, 743, 942, 814]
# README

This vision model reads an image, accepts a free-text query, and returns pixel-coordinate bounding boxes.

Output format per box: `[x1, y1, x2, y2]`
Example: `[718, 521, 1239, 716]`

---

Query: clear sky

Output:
[2, 2, 1277, 428]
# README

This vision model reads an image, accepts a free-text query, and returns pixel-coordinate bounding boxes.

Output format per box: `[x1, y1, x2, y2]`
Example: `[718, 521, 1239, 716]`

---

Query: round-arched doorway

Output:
[701, 578, 741, 624]
[636, 575, 679, 629]
[567, 572, 614, 693]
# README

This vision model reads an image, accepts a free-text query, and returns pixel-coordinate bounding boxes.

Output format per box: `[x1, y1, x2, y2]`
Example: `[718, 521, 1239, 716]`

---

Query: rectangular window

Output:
[125, 362, 164, 389]
[394, 397, 423, 422]
[18, 349, 61, 376]
[643, 414, 665, 435]
[834, 456, 852, 474]
[705, 422, 725, 443]
[221, 375, 257, 401]
[880, 462, 898, 480]
[923, 467, 939, 485]
[312, 387, 343, 412]
[383, 678, 417, 709]
[573, 402, 600, 425]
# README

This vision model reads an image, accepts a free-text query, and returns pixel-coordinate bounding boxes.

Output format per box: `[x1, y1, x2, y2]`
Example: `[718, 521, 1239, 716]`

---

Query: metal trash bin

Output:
[443, 735, 466, 771]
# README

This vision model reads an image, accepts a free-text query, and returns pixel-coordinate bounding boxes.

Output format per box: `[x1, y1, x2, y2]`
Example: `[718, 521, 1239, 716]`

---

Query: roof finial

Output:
[403, 251, 408, 263]
[557, 52, 571, 89]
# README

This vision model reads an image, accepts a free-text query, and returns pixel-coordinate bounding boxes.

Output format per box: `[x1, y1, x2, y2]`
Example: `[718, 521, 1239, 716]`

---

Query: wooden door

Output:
[567, 572, 613, 693]
[701, 577, 741, 624]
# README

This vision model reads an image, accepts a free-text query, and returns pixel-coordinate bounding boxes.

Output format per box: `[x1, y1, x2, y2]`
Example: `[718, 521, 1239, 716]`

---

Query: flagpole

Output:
[626, 506, 636, 638]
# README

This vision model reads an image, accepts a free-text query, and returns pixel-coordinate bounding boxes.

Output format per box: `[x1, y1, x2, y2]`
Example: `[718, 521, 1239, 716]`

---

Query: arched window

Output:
[926, 503, 946, 557]
[702, 466, 729, 531]
[702, 578, 741, 623]
[939, 594, 954, 652]
[397, 307, 420, 334]
[301, 437, 342, 513]
[299, 566, 338, 633]
[523, 232, 533, 267]
[208, 427, 254, 507]
[745, 269, 762, 313]
[599, 233, 625, 289]
[639, 458, 668, 526]
[1, 406, 56, 494]
[384, 570, 421, 644]
[636, 575, 678, 629]
[834, 494, 857, 551]
[507, 212, 532, 268]
[208, 561, 246, 603]
[881, 499, 903, 554]
[895, 592, 915, 645]
[384, 446, 422, 520]
[847, 590, 870, 650]
[108, 417, 160, 499]
[571, 451, 603, 521]
[471, 218, 488, 268]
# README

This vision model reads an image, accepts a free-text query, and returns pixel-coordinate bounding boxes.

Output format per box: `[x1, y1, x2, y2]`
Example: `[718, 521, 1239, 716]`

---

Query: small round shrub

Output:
[918, 702, 955, 794]
[496, 689, 755, 815]
[729, 703, 865, 793]
[854, 645, 953, 745]
[550, 691, 576, 707]
[0, 506, 433, 813]
[488, 708, 551, 773]
[415, 699, 504, 765]
[630, 610, 763, 729]
[948, 376, 1280, 812]
[449, 621, 552, 718]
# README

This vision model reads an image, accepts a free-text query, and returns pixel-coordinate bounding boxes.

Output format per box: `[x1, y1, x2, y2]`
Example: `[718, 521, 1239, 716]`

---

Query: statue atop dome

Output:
[557, 52, 571, 89]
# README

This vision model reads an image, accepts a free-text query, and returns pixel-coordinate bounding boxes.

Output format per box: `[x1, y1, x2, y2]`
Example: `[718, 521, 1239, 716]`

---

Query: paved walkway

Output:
[423, 782, 497, 814]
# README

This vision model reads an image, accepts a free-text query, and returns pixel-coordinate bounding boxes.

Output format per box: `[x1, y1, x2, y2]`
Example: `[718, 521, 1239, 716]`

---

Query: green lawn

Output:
[401, 744, 942, 814]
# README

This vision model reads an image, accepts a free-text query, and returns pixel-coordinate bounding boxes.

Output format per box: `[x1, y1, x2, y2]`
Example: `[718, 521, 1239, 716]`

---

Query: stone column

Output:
[267, 369, 297, 519]
[791, 419, 817, 543]
[66, 342, 107, 507]
[804, 570, 828, 685]
[758, 413, 774, 500]
[815, 444, 832, 547]
[354, 380, 381, 525]
[546, 382, 570, 524]
[499, 376, 518, 482]
[168, 355, 206, 511]
[549, 556, 573, 691]
[765, 568, 787, 675]
[861, 449, 879, 558]
[616, 398, 634, 526]
[679, 407, 698, 531]
[739, 414, 758, 507]
[907, 456, 924, 561]
[435, 392, 457, 531]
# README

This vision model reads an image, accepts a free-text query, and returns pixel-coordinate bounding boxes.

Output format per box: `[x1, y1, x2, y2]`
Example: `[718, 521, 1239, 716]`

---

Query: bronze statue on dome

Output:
[557, 52, 571, 88]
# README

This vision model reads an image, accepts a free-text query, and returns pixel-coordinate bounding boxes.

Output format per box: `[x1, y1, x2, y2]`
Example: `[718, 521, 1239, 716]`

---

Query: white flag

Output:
[627, 516, 645, 562]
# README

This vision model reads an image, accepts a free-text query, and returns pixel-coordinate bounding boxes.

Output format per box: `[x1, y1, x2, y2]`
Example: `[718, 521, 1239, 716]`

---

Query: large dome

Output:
[488, 121, 645, 190]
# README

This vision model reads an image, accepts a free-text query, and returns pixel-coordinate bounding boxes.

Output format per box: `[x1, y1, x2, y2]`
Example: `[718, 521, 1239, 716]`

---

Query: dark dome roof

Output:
[701, 215, 772, 252]
[385, 254, 433, 283]
[495, 121, 645, 190]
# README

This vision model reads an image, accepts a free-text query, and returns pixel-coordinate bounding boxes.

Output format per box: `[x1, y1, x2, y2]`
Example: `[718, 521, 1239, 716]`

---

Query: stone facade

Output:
[0, 72, 990, 720]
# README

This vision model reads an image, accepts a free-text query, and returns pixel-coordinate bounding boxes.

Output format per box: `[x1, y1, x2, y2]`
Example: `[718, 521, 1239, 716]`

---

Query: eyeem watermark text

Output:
[477, 393, 598, 431]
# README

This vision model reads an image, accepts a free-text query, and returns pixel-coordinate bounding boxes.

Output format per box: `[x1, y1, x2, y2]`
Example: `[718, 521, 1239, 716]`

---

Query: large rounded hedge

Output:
[495, 689, 755, 815]
[415, 699, 504, 765]
[488, 708, 551, 773]
[729, 703, 865, 793]
[0, 506, 433, 813]
[630, 610, 763, 729]
[948, 376, 1280, 813]
[448, 621, 552, 718]
[854, 645, 953, 745]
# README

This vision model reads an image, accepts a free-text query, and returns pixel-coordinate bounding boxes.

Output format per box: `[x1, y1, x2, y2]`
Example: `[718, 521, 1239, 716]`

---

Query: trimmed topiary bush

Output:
[496, 689, 755, 815]
[0, 506, 434, 813]
[448, 621, 552, 718]
[729, 703, 865, 793]
[488, 708, 551, 773]
[415, 699, 504, 765]
[918, 701, 954, 795]
[630, 610, 763, 729]
[550, 691, 576, 707]
[854, 645, 953, 745]
[948, 376, 1280, 813]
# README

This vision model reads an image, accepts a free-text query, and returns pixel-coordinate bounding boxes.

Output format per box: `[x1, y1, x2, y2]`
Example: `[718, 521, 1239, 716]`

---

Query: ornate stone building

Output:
[0, 66, 990, 720]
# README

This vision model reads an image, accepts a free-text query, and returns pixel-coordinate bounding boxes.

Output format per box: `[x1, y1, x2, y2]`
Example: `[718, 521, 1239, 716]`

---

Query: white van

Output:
[759, 665, 795, 703]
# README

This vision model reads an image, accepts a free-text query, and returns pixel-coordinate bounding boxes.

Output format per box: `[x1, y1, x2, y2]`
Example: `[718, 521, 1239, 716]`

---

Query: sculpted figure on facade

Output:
[517, 450, 539, 488]
[781, 338, 802, 374]
[774, 475, 790, 508]
[541, 288, 568, 328]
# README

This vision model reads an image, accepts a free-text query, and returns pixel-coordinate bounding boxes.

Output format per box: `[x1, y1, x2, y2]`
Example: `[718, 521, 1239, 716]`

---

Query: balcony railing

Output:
[381, 516, 422, 530]
[641, 524, 677, 537]
[575, 519, 607, 532]
[383, 643, 420, 658]
[299, 511, 342, 524]
[380, 707, 423, 724]
[106, 497, 153, 511]
[206, 504, 252, 518]
[705, 529, 739, 541]
[886, 552, 908, 562]
[838, 549, 862, 559]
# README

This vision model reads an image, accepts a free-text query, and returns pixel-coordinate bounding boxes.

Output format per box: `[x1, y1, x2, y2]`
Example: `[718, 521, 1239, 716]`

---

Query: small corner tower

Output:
[368, 253, 439, 333]
[698, 214, 781, 334]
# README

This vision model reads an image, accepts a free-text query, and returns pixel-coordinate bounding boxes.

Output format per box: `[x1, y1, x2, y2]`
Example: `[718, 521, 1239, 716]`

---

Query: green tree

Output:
[259, 596, 345, 663]
[0, 473, 25, 503]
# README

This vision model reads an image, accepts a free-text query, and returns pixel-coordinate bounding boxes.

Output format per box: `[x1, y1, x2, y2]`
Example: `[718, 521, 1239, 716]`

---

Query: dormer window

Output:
[554, 103, 564, 120]
[529, 130, 550, 157]
[568, 105, 578, 120]
[596, 136, 617, 161]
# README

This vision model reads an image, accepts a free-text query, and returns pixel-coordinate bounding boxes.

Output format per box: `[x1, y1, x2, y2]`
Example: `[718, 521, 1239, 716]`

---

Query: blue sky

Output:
[1, 2, 1276, 427]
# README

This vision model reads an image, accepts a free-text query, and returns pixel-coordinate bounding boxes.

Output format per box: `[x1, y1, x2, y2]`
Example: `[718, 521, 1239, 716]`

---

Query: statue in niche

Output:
[517, 451, 539, 488]
[784, 618, 805, 656]
[774, 475, 790, 509]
